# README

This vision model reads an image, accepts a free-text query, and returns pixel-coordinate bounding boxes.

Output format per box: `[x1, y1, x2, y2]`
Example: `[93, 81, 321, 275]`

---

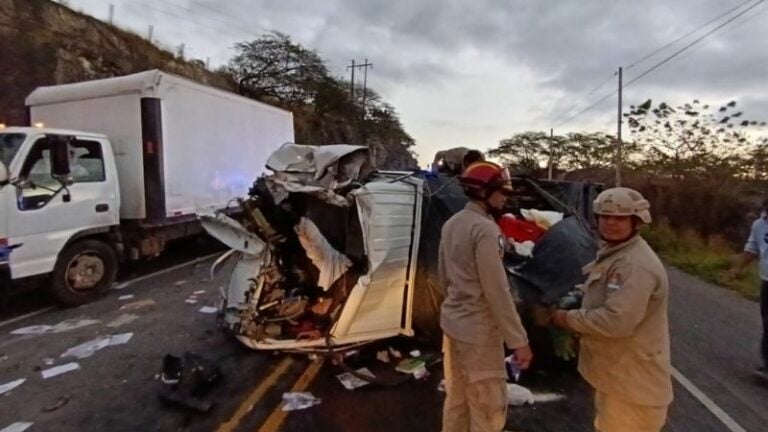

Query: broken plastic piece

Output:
[41, 362, 80, 379]
[119, 299, 156, 311]
[409, 350, 421, 358]
[199, 306, 218, 314]
[281, 392, 321, 411]
[376, 350, 391, 364]
[0, 379, 25, 396]
[0, 423, 33, 432]
[60, 333, 133, 359]
[118, 295, 135, 301]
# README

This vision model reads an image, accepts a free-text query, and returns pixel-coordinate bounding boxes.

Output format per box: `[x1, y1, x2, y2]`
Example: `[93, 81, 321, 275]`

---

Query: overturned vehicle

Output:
[200, 144, 600, 356]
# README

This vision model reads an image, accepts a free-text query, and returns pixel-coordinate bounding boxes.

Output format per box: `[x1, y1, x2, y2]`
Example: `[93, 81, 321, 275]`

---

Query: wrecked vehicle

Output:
[201, 144, 600, 357]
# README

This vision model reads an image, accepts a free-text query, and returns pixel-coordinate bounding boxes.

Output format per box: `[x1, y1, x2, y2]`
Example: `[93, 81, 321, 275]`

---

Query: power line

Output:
[624, 0, 765, 88]
[555, 0, 765, 128]
[625, 0, 759, 71]
[551, 71, 617, 125]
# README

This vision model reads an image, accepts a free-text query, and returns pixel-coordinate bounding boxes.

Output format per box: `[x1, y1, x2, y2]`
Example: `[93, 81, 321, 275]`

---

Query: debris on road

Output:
[281, 392, 321, 411]
[412, 364, 429, 380]
[119, 299, 156, 312]
[106, 314, 139, 328]
[409, 350, 421, 358]
[395, 358, 425, 374]
[0, 378, 26, 396]
[437, 379, 445, 392]
[532, 393, 566, 403]
[43, 358, 55, 366]
[336, 368, 376, 390]
[117, 295, 135, 301]
[41, 362, 81, 379]
[388, 347, 403, 359]
[174, 280, 188, 287]
[61, 333, 134, 359]
[506, 383, 534, 406]
[10, 319, 100, 335]
[185, 299, 198, 304]
[41, 395, 71, 412]
[193, 290, 205, 295]
[158, 352, 222, 414]
[198, 306, 217, 314]
[376, 350, 391, 363]
[0, 422, 33, 432]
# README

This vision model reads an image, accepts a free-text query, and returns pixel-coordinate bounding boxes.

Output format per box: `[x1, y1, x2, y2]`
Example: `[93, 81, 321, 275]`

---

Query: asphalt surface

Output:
[0, 250, 766, 431]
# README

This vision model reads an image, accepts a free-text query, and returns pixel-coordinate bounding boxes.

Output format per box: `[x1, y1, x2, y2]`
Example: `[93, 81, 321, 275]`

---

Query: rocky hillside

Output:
[0, 0, 417, 169]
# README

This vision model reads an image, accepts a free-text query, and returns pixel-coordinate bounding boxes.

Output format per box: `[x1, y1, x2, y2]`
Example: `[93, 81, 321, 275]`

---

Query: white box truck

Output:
[0, 70, 294, 305]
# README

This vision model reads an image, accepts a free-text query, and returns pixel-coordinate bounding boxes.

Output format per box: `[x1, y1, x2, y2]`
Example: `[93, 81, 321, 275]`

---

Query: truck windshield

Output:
[0, 133, 26, 167]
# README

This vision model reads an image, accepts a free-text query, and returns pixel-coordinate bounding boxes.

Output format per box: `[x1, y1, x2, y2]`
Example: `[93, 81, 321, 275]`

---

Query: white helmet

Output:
[593, 187, 652, 224]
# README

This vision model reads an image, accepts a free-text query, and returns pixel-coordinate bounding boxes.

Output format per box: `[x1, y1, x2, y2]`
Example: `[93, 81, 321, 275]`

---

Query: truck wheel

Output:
[50, 240, 117, 306]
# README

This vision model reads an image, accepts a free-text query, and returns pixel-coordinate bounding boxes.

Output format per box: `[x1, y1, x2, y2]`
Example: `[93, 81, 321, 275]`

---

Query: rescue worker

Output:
[727, 197, 768, 382]
[552, 187, 673, 432]
[439, 161, 532, 432]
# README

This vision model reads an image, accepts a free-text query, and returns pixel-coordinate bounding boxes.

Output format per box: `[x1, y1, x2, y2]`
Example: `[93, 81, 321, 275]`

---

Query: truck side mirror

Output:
[49, 135, 72, 182]
[0, 163, 8, 186]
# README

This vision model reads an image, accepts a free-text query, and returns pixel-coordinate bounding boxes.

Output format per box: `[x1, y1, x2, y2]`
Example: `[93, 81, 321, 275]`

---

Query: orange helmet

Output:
[459, 161, 513, 194]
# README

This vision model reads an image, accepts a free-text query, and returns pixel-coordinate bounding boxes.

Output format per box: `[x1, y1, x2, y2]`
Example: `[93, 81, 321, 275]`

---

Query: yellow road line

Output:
[217, 357, 295, 432]
[257, 359, 325, 432]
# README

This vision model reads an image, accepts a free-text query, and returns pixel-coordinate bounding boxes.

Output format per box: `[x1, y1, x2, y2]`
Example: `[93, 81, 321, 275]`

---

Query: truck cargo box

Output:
[26, 70, 294, 222]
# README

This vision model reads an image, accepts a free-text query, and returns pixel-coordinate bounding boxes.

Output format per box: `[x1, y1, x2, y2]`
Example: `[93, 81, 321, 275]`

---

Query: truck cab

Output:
[0, 126, 120, 304]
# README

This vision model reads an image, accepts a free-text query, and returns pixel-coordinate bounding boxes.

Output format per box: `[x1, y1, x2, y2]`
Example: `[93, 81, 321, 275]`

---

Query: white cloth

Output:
[295, 217, 353, 290]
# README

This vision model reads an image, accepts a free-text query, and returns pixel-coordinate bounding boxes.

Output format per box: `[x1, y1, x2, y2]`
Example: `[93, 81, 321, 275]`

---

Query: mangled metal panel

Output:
[331, 177, 423, 339]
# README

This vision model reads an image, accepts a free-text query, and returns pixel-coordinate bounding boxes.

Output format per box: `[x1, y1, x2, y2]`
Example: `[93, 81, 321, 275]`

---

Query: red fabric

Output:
[498, 214, 545, 243]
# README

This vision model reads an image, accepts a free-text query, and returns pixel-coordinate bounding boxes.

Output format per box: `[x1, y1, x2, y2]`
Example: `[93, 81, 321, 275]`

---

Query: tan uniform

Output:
[439, 202, 528, 432]
[565, 235, 673, 432]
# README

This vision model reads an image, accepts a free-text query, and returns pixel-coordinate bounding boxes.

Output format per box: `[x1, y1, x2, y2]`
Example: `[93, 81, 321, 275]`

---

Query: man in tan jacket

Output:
[553, 187, 673, 432]
[439, 161, 532, 432]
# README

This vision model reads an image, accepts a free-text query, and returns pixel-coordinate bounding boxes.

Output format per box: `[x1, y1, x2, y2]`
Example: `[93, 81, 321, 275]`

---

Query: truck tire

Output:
[50, 239, 117, 306]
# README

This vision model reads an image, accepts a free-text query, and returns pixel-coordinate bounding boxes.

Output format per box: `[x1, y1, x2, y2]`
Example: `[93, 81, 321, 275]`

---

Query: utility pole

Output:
[360, 58, 373, 116]
[616, 66, 623, 187]
[147, 25, 154, 43]
[547, 128, 554, 180]
[347, 59, 356, 100]
[346, 59, 373, 107]
[108, 4, 114, 24]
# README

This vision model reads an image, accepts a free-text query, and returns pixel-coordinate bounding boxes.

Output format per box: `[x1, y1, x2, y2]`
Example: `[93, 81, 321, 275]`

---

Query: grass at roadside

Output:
[642, 223, 761, 300]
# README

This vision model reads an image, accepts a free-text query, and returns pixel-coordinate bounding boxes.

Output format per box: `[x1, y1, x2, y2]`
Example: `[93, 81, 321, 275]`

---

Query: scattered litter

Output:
[409, 350, 421, 358]
[412, 364, 429, 380]
[174, 280, 189, 287]
[506, 383, 534, 406]
[376, 350, 391, 364]
[107, 314, 139, 328]
[198, 306, 217, 314]
[0, 379, 25, 396]
[437, 379, 445, 392]
[336, 368, 375, 390]
[0, 423, 33, 432]
[185, 299, 198, 304]
[388, 347, 402, 359]
[42, 395, 71, 412]
[119, 299, 156, 311]
[532, 393, 566, 403]
[0, 354, 8, 363]
[193, 290, 205, 295]
[395, 358, 425, 374]
[112, 281, 130, 290]
[118, 295, 135, 301]
[282, 392, 321, 411]
[61, 333, 134, 359]
[41, 362, 80, 379]
[9, 325, 50, 335]
[10, 319, 100, 335]
[43, 358, 55, 366]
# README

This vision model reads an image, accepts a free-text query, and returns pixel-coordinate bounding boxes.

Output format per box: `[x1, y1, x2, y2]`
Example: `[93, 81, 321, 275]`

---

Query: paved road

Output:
[0, 254, 766, 431]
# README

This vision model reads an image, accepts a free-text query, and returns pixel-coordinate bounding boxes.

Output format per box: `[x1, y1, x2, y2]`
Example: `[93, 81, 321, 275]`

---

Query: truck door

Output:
[8, 135, 119, 279]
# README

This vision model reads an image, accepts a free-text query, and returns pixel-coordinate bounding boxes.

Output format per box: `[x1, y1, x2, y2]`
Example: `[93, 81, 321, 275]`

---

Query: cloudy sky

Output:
[66, 0, 768, 165]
